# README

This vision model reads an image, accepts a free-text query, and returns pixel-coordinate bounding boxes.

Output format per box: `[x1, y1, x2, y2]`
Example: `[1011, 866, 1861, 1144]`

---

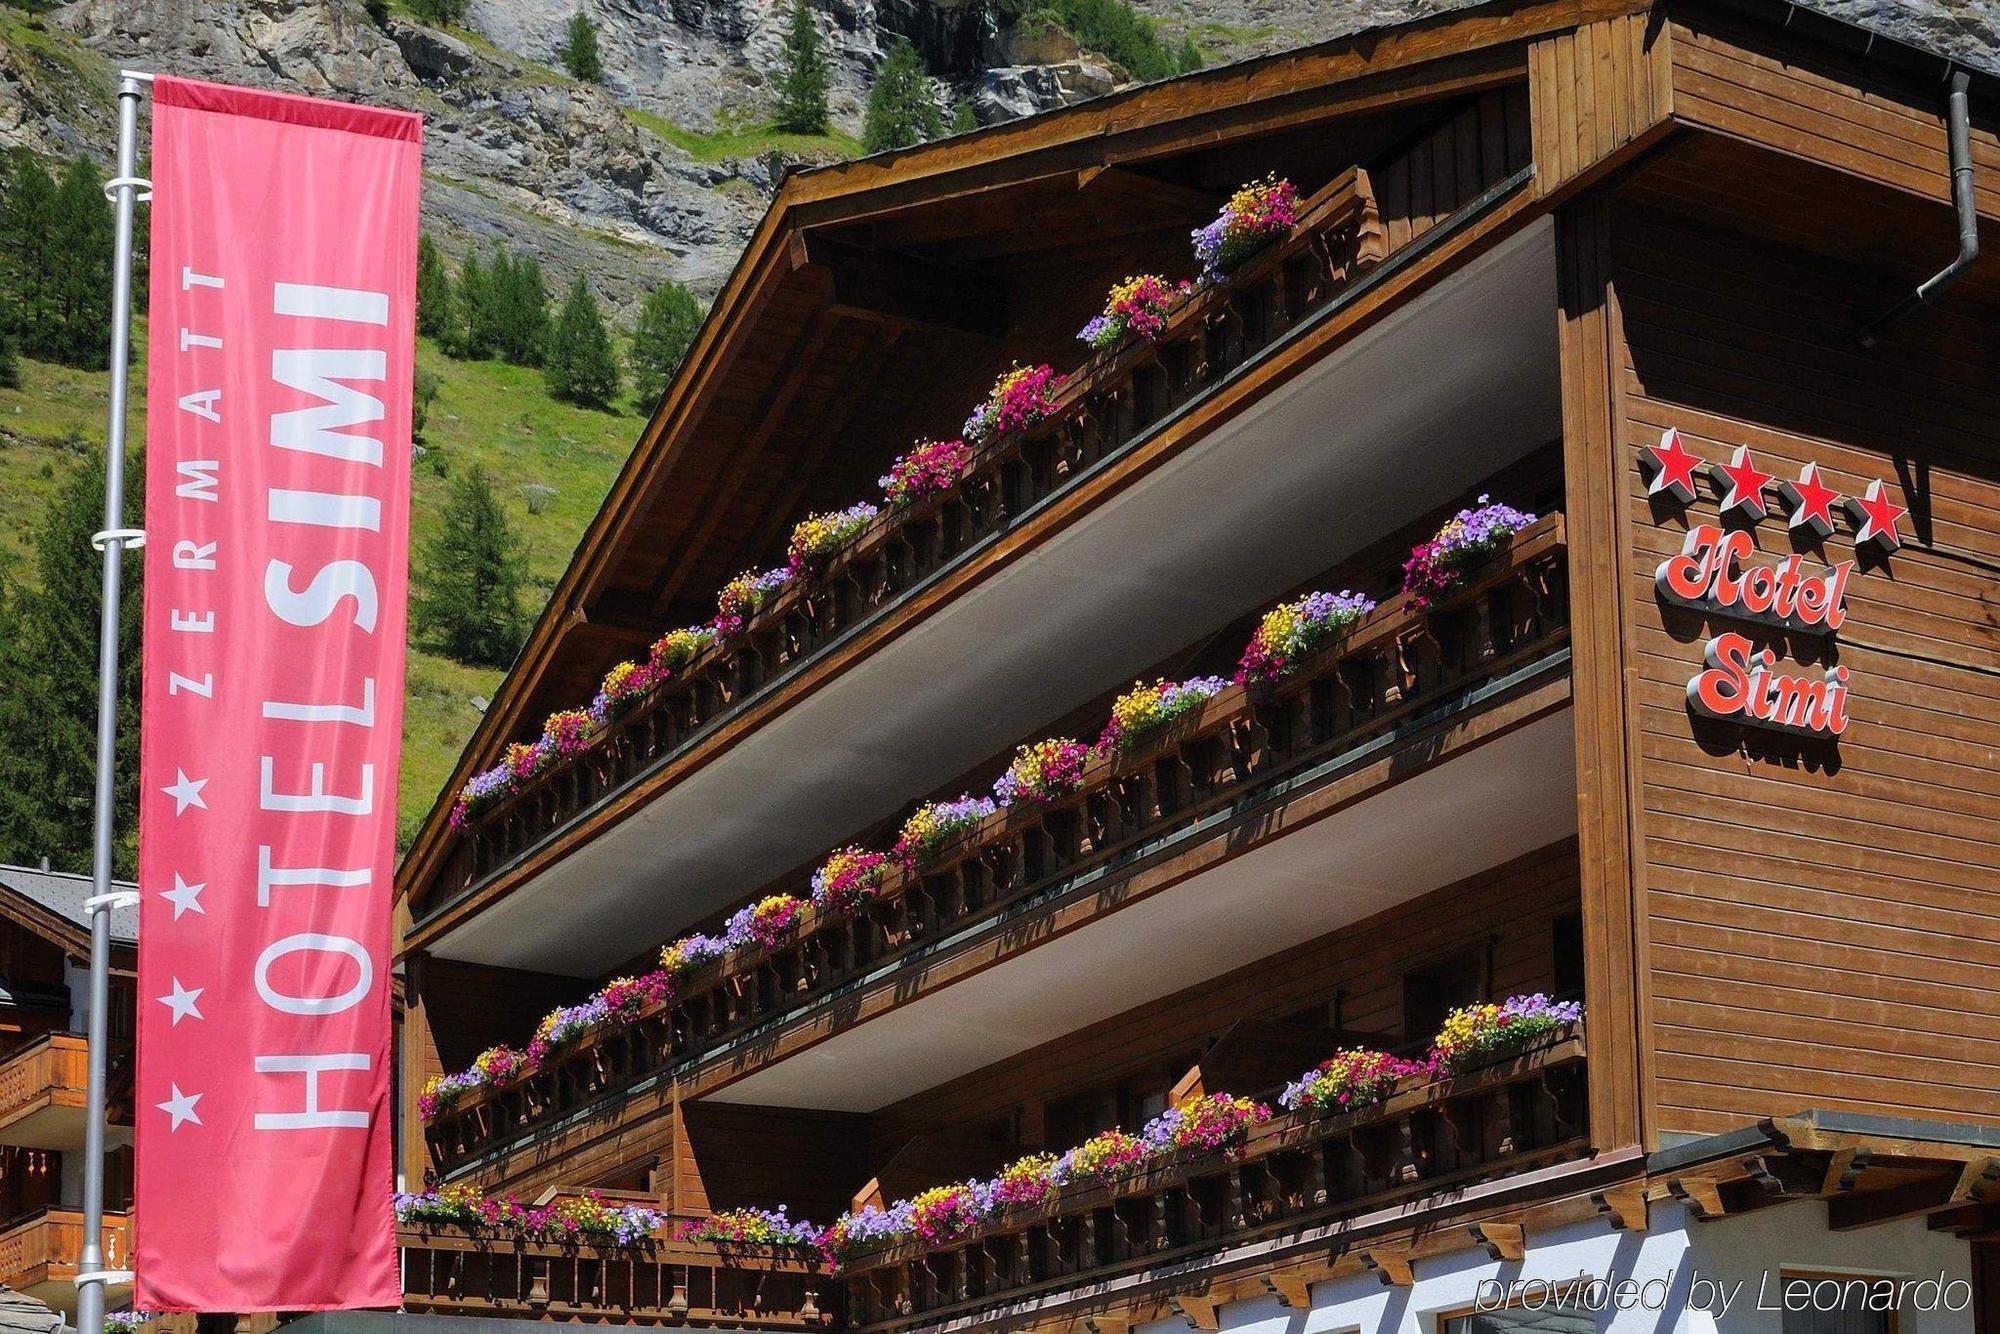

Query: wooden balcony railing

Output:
[431, 165, 1391, 913]
[843, 1032, 1588, 1331]
[0, 1033, 132, 1150]
[425, 516, 1570, 1171]
[0, 1207, 131, 1303]
[399, 1229, 833, 1328]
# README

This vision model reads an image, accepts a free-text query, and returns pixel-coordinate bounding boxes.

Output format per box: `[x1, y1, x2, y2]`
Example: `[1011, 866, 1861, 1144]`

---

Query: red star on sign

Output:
[1641, 428, 1703, 504]
[1776, 462, 1842, 539]
[1710, 445, 1772, 521]
[1847, 479, 1906, 552]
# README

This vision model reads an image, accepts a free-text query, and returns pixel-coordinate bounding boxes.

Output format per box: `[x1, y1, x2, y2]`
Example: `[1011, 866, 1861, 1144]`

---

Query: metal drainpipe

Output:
[1860, 67, 1979, 346]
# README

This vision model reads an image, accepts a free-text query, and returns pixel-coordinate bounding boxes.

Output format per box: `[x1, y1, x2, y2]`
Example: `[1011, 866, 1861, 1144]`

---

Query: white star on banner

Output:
[160, 873, 206, 921]
[157, 1084, 203, 1131]
[157, 979, 204, 1026]
[162, 770, 208, 816]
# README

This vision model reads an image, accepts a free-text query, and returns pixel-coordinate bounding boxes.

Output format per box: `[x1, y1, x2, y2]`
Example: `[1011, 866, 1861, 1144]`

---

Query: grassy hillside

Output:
[0, 325, 638, 849]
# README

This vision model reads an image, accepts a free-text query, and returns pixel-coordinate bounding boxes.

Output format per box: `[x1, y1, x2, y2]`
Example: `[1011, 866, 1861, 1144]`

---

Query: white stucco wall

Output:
[1133, 1203, 1975, 1334]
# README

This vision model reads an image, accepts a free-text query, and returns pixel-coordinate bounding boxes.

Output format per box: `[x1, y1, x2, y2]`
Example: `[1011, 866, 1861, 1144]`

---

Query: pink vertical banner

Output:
[136, 74, 419, 1311]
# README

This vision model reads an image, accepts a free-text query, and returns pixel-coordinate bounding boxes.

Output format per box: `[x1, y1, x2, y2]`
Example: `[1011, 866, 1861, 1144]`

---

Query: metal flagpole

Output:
[77, 68, 154, 1334]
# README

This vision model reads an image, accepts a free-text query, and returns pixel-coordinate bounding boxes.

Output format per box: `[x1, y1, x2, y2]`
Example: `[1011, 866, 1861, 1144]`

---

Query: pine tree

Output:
[950, 100, 978, 134]
[862, 40, 943, 153]
[0, 450, 145, 875]
[496, 252, 550, 366]
[0, 332, 18, 391]
[446, 250, 482, 357]
[776, 0, 830, 134]
[562, 12, 604, 82]
[413, 464, 528, 667]
[416, 234, 456, 343]
[1177, 33, 1204, 72]
[43, 157, 113, 369]
[545, 277, 620, 407]
[1, 154, 58, 361]
[413, 366, 442, 440]
[628, 279, 703, 406]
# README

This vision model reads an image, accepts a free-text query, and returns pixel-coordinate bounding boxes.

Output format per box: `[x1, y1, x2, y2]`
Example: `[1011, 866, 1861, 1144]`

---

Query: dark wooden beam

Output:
[1830, 1173, 1963, 1231]
[793, 233, 1005, 338]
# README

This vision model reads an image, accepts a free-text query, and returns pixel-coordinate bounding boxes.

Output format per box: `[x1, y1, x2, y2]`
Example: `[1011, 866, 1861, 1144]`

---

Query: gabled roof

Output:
[0, 863, 139, 956]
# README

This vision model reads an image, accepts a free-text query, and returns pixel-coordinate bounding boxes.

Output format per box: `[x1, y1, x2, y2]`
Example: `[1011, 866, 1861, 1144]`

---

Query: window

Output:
[1441, 1303, 1596, 1334]
[1552, 911, 1584, 1000]
[1777, 1272, 1900, 1334]
[1403, 950, 1483, 1044]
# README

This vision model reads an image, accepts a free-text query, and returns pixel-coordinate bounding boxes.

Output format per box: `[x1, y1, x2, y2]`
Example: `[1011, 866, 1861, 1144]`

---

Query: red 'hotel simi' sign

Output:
[1641, 428, 1905, 739]
[135, 75, 418, 1311]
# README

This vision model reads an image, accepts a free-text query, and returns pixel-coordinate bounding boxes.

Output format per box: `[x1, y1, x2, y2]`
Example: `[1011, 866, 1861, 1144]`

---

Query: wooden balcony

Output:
[0, 1034, 131, 1151]
[425, 516, 1570, 1171]
[0, 1208, 132, 1313]
[844, 1032, 1588, 1331]
[428, 166, 1390, 916]
[399, 1228, 833, 1328]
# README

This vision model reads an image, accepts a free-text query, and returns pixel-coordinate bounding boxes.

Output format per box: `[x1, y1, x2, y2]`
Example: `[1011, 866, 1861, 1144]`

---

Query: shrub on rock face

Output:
[562, 12, 603, 82]
[863, 39, 944, 153]
[776, 0, 831, 134]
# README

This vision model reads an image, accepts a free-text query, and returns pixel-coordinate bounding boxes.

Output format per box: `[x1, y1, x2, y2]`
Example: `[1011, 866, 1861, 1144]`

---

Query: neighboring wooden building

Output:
[0, 864, 136, 1316]
[392, 1, 2000, 1331]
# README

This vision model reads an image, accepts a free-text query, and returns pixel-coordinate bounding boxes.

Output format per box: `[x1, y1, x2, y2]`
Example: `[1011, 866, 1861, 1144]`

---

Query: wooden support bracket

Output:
[1470, 1222, 1526, 1262]
[1954, 1157, 2000, 1203]
[1084, 1316, 1130, 1334]
[1361, 1247, 1415, 1286]
[1264, 1273, 1315, 1308]
[1171, 1295, 1222, 1330]
[1593, 1184, 1649, 1232]
[1669, 1176, 1726, 1220]
[1821, 1147, 1872, 1195]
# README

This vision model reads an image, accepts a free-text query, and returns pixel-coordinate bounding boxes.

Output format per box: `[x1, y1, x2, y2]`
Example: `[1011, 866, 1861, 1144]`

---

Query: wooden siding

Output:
[868, 840, 1580, 1157]
[1529, 12, 1675, 200]
[1374, 86, 1534, 251]
[1607, 198, 2000, 1136]
[1667, 5, 2000, 221]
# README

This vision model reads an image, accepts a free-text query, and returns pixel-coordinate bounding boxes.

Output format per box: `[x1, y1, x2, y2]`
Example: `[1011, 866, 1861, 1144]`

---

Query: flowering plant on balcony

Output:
[599, 969, 674, 1021]
[892, 794, 997, 869]
[1097, 676, 1230, 753]
[534, 1192, 666, 1246]
[788, 503, 880, 579]
[989, 1152, 1059, 1210]
[660, 933, 730, 980]
[1193, 175, 1300, 278]
[812, 846, 888, 918]
[1142, 1093, 1270, 1159]
[818, 1200, 915, 1270]
[650, 624, 716, 678]
[1235, 589, 1377, 685]
[726, 895, 805, 952]
[593, 659, 655, 722]
[449, 734, 556, 830]
[713, 566, 792, 637]
[963, 363, 1060, 445]
[908, 1181, 994, 1247]
[542, 708, 597, 758]
[1428, 994, 1582, 1077]
[417, 1068, 486, 1120]
[1078, 274, 1190, 350]
[394, 1182, 485, 1228]
[1052, 1129, 1154, 1187]
[675, 1206, 821, 1248]
[1401, 495, 1537, 612]
[881, 438, 974, 507]
[993, 737, 1091, 808]
[1280, 1049, 1424, 1116]
[106, 1313, 158, 1334]
[535, 996, 612, 1050]
[472, 1043, 533, 1084]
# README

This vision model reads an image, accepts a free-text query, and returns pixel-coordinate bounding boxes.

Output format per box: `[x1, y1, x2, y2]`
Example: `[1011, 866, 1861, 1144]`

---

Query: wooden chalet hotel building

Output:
[387, 0, 2000, 1331]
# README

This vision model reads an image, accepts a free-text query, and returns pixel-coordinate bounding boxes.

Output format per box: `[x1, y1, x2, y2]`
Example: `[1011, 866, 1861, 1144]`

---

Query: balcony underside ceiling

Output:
[705, 705, 1577, 1111]
[430, 218, 1562, 976]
